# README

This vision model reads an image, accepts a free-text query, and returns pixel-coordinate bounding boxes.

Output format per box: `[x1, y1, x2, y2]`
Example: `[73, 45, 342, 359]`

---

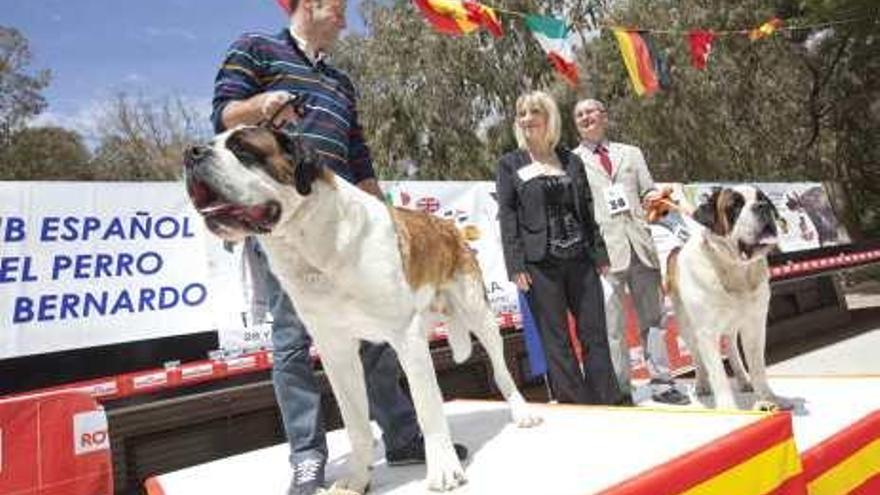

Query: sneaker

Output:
[652, 388, 691, 405]
[386, 435, 469, 466]
[288, 458, 325, 495]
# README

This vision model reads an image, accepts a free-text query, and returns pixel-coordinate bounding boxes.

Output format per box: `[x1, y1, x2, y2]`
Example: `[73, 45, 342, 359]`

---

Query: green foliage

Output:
[594, 0, 879, 237]
[89, 93, 209, 181]
[336, 0, 878, 236]
[0, 26, 50, 145]
[334, 0, 567, 179]
[0, 126, 91, 180]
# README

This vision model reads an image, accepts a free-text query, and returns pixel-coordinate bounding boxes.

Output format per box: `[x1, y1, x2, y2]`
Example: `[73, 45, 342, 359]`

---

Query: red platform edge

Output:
[600, 412, 805, 495]
[801, 409, 880, 493]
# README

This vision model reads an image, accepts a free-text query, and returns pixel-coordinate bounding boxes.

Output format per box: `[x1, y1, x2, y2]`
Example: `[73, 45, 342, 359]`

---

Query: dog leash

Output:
[260, 93, 307, 131]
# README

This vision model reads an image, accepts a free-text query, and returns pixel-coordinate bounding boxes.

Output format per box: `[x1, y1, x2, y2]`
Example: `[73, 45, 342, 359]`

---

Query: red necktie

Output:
[595, 144, 613, 176]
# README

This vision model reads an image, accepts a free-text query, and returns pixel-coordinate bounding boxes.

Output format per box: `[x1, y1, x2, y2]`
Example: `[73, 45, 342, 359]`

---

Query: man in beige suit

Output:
[572, 98, 690, 405]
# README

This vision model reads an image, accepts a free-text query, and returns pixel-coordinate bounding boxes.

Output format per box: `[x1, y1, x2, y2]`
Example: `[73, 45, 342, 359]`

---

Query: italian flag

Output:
[525, 14, 579, 87]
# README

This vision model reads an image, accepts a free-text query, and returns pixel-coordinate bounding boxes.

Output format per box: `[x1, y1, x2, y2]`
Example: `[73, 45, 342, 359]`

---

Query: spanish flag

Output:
[413, 0, 503, 38]
[613, 29, 670, 96]
[749, 17, 783, 41]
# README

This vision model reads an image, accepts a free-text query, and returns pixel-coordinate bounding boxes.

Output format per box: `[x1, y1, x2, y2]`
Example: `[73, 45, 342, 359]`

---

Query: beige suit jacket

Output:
[573, 141, 660, 272]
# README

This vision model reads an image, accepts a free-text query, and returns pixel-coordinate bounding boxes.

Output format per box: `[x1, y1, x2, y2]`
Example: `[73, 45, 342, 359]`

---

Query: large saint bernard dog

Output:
[667, 186, 783, 410]
[183, 125, 540, 493]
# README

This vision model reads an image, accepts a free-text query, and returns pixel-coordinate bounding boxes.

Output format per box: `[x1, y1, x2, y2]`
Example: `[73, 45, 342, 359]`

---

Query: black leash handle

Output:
[261, 93, 306, 131]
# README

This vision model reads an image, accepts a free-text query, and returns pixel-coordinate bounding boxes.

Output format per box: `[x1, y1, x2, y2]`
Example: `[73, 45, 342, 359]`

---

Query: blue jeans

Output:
[253, 241, 420, 466]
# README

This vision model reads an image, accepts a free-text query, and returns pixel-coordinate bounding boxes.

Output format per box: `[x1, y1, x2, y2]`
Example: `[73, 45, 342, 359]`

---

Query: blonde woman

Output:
[496, 91, 621, 404]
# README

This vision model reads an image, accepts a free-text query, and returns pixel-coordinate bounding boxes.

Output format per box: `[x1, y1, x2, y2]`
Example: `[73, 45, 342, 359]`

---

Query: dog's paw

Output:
[426, 463, 466, 492]
[319, 484, 366, 495]
[511, 404, 543, 428]
[694, 383, 712, 398]
[332, 473, 370, 495]
[333, 456, 371, 495]
[753, 399, 780, 412]
[424, 435, 467, 491]
[737, 382, 755, 394]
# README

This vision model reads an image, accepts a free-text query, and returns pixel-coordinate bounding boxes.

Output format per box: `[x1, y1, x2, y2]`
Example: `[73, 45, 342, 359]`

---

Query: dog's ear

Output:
[294, 160, 319, 196]
[272, 129, 320, 195]
[693, 188, 721, 233]
[695, 187, 743, 236]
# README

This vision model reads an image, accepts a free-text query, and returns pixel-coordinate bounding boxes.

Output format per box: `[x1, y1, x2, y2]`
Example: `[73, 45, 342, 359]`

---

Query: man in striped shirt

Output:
[211, 1, 464, 493]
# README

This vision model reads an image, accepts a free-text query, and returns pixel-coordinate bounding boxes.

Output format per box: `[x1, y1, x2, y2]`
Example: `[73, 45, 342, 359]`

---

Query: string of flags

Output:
[408, 0, 869, 94]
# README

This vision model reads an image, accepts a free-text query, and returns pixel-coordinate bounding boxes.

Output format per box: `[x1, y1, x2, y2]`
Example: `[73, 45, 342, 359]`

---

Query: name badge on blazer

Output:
[517, 163, 561, 183]
[604, 183, 630, 215]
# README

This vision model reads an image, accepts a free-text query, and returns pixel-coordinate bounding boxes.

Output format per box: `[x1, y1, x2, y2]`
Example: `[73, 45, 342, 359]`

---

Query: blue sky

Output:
[4, 0, 367, 141]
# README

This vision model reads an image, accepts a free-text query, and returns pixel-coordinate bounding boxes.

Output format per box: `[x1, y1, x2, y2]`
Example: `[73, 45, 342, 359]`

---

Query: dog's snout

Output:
[184, 145, 211, 168]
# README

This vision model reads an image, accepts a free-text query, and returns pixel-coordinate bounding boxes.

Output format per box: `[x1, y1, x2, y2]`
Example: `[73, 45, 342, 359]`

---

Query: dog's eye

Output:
[228, 142, 261, 165]
[237, 150, 259, 164]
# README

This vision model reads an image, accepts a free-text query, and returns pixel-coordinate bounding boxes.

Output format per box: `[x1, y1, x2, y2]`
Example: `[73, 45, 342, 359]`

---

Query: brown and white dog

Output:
[183, 126, 540, 493]
[667, 186, 782, 410]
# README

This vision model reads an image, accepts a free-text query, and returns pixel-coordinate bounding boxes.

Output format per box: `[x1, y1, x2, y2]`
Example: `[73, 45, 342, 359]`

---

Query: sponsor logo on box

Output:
[73, 410, 109, 455]
[226, 356, 256, 371]
[182, 363, 214, 380]
[77, 380, 118, 398]
[133, 371, 168, 389]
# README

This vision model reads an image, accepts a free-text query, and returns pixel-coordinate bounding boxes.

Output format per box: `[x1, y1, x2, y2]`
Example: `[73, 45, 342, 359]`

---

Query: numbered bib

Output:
[604, 184, 630, 215]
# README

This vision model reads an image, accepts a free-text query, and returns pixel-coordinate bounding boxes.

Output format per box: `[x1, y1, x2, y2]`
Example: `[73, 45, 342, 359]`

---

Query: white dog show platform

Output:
[144, 376, 880, 495]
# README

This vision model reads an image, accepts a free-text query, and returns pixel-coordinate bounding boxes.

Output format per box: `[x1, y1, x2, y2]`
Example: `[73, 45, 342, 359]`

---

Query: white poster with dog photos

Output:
[682, 182, 851, 253]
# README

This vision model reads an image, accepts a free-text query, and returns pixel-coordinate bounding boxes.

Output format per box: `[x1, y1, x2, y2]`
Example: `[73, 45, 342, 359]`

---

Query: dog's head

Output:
[183, 125, 328, 241]
[692, 185, 780, 262]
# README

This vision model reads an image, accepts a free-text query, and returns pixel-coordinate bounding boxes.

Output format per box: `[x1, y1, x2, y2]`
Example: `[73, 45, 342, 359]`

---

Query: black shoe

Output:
[386, 435, 469, 466]
[288, 458, 325, 495]
[652, 388, 691, 405]
[614, 394, 635, 407]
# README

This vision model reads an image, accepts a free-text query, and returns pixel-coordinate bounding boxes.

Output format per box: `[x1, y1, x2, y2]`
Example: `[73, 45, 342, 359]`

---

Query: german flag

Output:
[613, 29, 670, 97]
[412, 0, 503, 38]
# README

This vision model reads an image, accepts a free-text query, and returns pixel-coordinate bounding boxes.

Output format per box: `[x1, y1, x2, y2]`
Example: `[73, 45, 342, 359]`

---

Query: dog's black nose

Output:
[184, 145, 210, 168]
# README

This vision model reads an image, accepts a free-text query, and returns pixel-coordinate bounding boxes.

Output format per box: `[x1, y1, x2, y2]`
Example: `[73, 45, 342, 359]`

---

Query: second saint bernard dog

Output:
[183, 125, 540, 493]
[667, 186, 784, 410]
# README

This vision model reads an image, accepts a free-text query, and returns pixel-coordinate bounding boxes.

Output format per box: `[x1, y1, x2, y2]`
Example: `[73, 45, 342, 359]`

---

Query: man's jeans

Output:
[252, 240, 420, 466]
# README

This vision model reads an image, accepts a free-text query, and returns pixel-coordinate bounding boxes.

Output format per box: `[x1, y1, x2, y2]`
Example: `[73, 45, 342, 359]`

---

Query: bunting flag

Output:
[687, 30, 716, 70]
[613, 29, 669, 96]
[749, 16, 783, 40]
[412, 0, 503, 38]
[524, 14, 579, 87]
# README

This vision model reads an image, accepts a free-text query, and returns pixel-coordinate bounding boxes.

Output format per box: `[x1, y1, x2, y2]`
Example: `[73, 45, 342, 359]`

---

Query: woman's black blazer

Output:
[495, 148, 609, 279]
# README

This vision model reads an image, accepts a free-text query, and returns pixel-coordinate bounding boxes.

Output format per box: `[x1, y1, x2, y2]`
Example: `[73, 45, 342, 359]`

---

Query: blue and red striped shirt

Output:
[211, 29, 374, 184]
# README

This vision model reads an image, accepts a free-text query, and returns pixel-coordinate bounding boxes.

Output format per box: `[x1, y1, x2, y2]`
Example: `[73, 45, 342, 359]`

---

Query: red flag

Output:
[687, 30, 715, 70]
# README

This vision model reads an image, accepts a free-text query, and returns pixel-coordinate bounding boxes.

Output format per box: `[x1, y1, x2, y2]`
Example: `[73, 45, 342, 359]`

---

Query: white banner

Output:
[383, 181, 520, 324]
[1, 181, 847, 359]
[0, 182, 231, 359]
